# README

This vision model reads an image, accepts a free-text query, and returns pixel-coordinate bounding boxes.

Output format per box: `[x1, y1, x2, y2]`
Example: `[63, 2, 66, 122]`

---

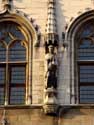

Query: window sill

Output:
[0, 104, 43, 109]
[1, 104, 94, 109]
[59, 104, 94, 108]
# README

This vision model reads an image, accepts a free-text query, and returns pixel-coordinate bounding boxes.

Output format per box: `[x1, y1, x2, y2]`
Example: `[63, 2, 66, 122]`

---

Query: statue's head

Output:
[48, 45, 54, 53]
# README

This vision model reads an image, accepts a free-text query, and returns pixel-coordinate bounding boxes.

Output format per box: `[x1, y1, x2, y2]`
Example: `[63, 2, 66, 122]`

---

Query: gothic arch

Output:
[66, 10, 94, 104]
[67, 10, 94, 40]
[0, 9, 37, 105]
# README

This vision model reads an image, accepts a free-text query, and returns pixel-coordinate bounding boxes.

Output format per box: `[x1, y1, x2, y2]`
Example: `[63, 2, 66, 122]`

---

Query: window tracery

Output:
[0, 21, 28, 105]
[76, 20, 94, 103]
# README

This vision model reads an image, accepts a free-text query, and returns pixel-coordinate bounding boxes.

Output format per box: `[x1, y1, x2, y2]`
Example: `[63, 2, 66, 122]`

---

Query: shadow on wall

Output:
[56, 0, 70, 105]
[57, 108, 94, 125]
[56, 0, 67, 41]
[59, 108, 89, 119]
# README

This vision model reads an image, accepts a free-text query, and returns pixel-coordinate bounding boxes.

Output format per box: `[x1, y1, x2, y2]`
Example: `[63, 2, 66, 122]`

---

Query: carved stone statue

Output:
[45, 45, 57, 89]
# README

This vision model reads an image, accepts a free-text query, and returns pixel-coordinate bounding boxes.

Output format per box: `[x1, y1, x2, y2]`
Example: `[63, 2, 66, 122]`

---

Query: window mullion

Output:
[5, 47, 9, 105]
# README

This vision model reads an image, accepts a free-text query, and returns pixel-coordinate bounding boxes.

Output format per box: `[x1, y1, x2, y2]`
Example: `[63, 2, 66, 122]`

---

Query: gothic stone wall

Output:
[8, 0, 93, 105]
[0, 108, 57, 125]
[0, 108, 94, 125]
[0, 1, 94, 125]
[60, 107, 94, 125]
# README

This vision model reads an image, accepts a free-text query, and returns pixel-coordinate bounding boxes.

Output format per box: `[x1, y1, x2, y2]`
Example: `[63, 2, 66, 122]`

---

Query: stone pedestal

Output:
[43, 88, 58, 114]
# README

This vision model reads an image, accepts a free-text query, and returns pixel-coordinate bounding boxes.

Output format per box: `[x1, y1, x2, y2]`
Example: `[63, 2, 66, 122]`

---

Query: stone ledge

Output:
[0, 104, 94, 110]
[59, 104, 94, 109]
[0, 104, 43, 109]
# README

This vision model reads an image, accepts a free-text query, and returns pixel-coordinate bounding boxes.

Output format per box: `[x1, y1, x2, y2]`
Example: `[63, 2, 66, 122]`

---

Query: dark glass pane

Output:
[0, 22, 25, 45]
[80, 86, 94, 103]
[79, 21, 94, 38]
[81, 27, 93, 38]
[4, 33, 12, 44]
[80, 65, 94, 83]
[10, 66, 26, 104]
[0, 43, 6, 62]
[0, 88, 4, 105]
[80, 65, 94, 103]
[0, 67, 5, 84]
[0, 67, 5, 105]
[9, 42, 26, 61]
[78, 40, 94, 60]
[10, 87, 25, 104]
[14, 27, 25, 39]
[11, 66, 26, 84]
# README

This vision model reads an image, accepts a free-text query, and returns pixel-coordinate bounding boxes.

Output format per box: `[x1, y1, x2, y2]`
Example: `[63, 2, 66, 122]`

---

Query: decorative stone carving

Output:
[43, 0, 59, 114]
[2, 0, 12, 10]
[44, 88, 57, 104]
[45, 45, 57, 89]
[43, 88, 58, 114]
[30, 18, 41, 47]
[44, 44, 58, 114]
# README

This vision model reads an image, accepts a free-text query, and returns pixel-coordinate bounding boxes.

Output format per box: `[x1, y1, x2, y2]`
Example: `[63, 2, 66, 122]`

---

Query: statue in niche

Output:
[45, 45, 57, 89]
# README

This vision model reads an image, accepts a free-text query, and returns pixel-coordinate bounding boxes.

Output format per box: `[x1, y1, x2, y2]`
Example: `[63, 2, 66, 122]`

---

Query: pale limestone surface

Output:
[0, 1, 94, 125]
[10, 0, 93, 105]
[0, 0, 93, 105]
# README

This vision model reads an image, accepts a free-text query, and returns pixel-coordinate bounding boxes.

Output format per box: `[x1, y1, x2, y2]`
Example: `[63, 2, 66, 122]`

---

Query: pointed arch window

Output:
[0, 21, 28, 105]
[77, 21, 94, 103]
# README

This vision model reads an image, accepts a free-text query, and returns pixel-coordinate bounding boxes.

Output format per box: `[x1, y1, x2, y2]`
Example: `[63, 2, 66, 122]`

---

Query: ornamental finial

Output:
[2, 0, 13, 10]
[45, 0, 58, 47]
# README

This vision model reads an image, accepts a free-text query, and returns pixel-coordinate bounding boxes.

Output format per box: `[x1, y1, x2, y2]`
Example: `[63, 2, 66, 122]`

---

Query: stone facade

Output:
[0, 0, 94, 125]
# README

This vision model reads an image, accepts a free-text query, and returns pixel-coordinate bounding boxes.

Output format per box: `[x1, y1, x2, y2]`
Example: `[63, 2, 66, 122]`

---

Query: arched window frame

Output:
[0, 11, 37, 106]
[66, 10, 94, 104]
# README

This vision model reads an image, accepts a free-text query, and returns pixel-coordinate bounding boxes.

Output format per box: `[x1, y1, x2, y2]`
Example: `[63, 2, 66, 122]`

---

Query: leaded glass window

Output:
[0, 66, 5, 104]
[77, 21, 94, 103]
[9, 66, 26, 104]
[0, 21, 27, 105]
